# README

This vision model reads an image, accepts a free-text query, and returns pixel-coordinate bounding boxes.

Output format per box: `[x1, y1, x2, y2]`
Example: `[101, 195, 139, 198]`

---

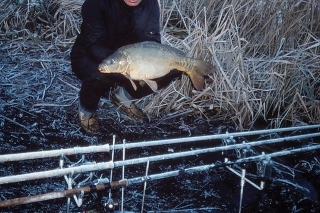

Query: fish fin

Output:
[144, 79, 158, 92]
[129, 78, 138, 91]
[124, 73, 138, 91]
[193, 59, 214, 76]
[188, 71, 205, 90]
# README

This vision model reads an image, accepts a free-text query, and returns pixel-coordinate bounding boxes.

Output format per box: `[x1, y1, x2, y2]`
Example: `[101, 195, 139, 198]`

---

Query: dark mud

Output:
[1, 49, 320, 213]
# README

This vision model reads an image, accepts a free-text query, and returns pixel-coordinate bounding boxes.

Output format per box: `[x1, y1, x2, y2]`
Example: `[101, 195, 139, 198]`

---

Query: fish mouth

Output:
[98, 66, 104, 72]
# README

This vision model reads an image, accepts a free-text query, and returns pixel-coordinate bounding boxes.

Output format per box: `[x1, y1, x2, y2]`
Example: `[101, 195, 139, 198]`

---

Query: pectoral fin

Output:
[129, 77, 138, 91]
[124, 73, 138, 91]
[144, 79, 158, 92]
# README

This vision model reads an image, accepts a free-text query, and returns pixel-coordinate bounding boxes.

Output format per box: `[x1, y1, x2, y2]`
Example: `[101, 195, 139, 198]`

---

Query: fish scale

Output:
[99, 41, 214, 92]
[178, 59, 196, 73]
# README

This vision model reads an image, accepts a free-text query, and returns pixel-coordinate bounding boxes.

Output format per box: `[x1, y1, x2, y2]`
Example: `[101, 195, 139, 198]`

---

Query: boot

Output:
[111, 87, 148, 122]
[79, 109, 100, 134]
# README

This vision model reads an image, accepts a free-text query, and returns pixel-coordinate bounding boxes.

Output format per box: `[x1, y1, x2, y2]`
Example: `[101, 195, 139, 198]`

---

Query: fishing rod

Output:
[112, 124, 320, 150]
[1, 143, 320, 208]
[0, 180, 127, 208]
[114, 131, 320, 167]
[1, 124, 319, 163]
[0, 161, 114, 185]
[1, 131, 320, 185]
[0, 141, 111, 163]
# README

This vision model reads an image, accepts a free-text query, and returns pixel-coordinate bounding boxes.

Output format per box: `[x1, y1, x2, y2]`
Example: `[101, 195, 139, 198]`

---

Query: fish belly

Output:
[125, 44, 186, 80]
[115, 41, 212, 91]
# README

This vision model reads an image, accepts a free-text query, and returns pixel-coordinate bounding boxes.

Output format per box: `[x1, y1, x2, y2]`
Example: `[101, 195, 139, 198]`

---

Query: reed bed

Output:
[1, 0, 319, 130]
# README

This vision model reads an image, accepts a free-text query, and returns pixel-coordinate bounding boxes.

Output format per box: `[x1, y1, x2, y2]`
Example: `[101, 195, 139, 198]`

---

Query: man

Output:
[71, 0, 180, 134]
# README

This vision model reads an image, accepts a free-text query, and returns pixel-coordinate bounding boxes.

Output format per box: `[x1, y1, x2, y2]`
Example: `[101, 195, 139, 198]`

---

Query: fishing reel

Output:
[256, 154, 273, 179]
[236, 144, 255, 159]
[235, 144, 256, 168]
[221, 134, 236, 158]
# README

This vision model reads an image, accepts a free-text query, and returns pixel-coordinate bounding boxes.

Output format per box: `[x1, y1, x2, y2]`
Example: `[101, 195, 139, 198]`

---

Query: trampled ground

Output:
[1, 46, 320, 213]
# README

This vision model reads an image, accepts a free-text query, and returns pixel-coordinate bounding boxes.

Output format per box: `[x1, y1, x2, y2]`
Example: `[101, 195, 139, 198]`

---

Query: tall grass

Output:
[0, 0, 319, 130]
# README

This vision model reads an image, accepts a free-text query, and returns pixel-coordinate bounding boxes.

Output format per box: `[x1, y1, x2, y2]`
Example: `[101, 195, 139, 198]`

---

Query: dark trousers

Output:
[71, 56, 181, 113]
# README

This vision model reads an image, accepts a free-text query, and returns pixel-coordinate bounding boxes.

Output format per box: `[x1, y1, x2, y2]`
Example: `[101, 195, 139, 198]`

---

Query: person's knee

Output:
[71, 56, 101, 81]
[71, 59, 86, 80]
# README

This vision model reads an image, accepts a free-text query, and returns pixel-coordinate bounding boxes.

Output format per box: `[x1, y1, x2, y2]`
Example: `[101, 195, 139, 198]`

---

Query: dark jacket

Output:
[71, 0, 161, 63]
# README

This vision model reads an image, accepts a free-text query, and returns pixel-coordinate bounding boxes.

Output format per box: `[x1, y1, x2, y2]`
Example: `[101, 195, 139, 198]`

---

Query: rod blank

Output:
[0, 144, 110, 163]
[127, 144, 320, 185]
[0, 161, 114, 185]
[114, 132, 320, 167]
[0, 180, 127, 208]
[1, 125, 319, 163]
[112, 124, 320, 150]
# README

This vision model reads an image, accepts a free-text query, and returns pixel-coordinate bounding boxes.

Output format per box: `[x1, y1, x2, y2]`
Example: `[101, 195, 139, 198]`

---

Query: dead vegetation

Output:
[1, 0, 319, 130]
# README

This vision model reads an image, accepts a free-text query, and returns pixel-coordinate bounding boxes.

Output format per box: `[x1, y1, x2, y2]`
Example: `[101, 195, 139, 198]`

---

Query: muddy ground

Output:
[1, 47, 320, 213]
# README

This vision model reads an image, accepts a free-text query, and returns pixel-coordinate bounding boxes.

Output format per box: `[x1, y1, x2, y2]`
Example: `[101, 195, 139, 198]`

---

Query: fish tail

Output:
[187, 70, 205, 90]
[193, 59, 214, 76]
[188, 59, 213, 90]
[174, 58, 213, 90]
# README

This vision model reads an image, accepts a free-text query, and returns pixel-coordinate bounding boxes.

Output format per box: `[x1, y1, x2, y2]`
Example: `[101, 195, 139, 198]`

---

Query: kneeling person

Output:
[70, 0, 180, 134]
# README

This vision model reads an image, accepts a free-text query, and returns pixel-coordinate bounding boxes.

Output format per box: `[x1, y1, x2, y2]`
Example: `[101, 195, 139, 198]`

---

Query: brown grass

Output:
[1, 0, 319, 130]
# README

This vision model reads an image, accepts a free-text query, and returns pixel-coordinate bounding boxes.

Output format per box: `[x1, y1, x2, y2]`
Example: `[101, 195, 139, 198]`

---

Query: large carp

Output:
[98, 41, 213, 92]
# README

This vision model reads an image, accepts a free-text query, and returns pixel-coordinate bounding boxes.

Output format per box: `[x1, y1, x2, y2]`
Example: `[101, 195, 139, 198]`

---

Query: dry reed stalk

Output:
[148, 0, 320, 130]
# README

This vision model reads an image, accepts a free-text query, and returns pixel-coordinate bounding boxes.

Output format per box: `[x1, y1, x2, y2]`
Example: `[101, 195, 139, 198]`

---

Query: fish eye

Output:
[107, 59, 115, 65]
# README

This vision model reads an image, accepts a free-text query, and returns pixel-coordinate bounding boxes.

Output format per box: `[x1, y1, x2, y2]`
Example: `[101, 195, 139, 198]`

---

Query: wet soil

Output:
[1, 49, 320, 213]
